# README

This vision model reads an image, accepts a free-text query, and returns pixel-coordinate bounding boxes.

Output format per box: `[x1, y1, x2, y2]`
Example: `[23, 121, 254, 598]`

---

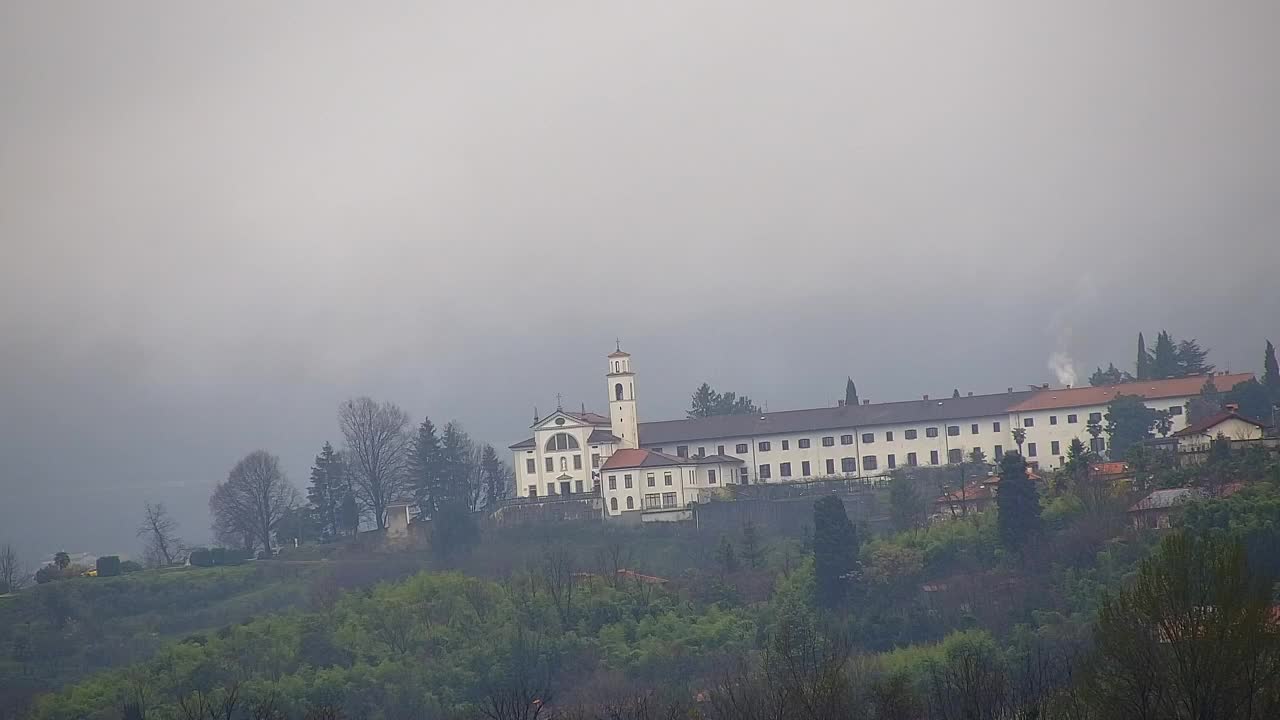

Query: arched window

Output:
[615, 383, 624, 401]
[625, 496, 634, 510]
[559, 456, 568, 472]
[544, 433, 580, 452]
[610, 497, 618, 511]
[614, 361, 619, 373]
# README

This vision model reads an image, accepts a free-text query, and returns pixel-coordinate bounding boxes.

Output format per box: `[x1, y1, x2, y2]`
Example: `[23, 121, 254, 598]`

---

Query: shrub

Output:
[96, 556, 122, 577]
[120, 560, 143, 573]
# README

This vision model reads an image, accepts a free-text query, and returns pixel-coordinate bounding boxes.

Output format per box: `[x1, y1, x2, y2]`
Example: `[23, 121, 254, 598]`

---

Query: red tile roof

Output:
[1007, 374, 1253, 413]
[1172, 409, 1267, 437]
[600, 448, 688, 470]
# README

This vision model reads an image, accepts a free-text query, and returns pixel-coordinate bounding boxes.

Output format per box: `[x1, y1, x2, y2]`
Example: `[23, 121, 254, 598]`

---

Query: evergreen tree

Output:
[1186, 378, 1222, 424]
[1136, 332, 1151, 380]
[479, 443, 510, 509]
[1154, 409, 1174, 438]
[1174, 338, 1214, 376]
[813, 495, 860, 608]
[1224, 378, 1272, 422]
[1089, 362, 1127, 387]
[1085, 416, 1104, 452]
[1264, 340, 1279, 398]
[967, 447, 987, 466]
[740, 520, 765, 569]
[408, 417, 444, 517]
[1104, 394, 1158, 455]
[1150, 330, 1179, 379]
[339, 492, 359, 537]
[996, 451, 1041, 549]
[845, 377, 859, 407]
[715, 535, 740, 574]
[888, 473, 924, 532]
[433, 421, 480, 559]
[306, 441, 344, 542]
[952, 388, 961, 399]
[688, 383, 721, 418]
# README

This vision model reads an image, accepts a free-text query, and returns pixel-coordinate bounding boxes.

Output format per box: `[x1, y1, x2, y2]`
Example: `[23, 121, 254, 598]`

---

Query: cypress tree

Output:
[1136, 332, 1151, 380]
[813, 495, 860, 607]
[1264, 340, 1279, 398]
[996, 451, 1042, 550]
[1150, 331, 1179, 380]
[845, 378, 859, 407]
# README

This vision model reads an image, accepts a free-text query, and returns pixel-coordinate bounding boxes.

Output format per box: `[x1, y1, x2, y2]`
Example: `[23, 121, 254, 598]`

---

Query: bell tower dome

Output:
[607, 344, 639, 449]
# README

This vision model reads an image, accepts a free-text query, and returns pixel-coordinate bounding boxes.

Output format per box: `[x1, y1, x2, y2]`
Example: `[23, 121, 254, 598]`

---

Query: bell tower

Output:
[607, 344, 639, 449]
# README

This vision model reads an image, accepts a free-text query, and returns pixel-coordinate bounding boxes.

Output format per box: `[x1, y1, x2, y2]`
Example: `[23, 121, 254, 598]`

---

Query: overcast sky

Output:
[2, 1, 1278, 565]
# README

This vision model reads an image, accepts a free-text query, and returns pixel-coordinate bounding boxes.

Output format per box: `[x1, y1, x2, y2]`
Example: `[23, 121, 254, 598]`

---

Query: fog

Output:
[2, 1, 1278, 564]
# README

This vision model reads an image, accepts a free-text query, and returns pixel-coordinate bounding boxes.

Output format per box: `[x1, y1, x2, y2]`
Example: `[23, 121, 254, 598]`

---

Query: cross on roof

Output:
[555, 392, 563, 410]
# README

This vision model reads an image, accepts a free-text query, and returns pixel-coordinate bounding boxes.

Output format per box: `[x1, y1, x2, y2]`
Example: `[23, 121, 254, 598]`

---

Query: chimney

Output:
[1043, 383, 1051, 389]
[862, 399, 870, 405]
[967, 392, 973, 397]
[923, 394, 929, 401]
[838, 400, 845, 407]
[1225, 403, 1240, 413]
[1007, 387, 1013, 393]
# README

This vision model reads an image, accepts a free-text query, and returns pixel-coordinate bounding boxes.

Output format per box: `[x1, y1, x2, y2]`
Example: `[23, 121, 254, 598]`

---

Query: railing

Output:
[499, 489, 601, 507]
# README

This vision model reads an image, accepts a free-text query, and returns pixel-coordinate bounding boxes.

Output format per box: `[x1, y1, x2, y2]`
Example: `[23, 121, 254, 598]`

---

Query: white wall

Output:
[512, 416, 616, 498]
[1010, 395, 1195, 469]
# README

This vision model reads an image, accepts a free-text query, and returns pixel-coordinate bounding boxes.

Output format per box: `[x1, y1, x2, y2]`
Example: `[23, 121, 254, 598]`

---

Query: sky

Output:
[2, 1, 1278, 565]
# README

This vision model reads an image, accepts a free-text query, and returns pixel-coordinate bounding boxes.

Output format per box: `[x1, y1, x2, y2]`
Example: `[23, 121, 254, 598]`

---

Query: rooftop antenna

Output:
[616, 337, 622, 352]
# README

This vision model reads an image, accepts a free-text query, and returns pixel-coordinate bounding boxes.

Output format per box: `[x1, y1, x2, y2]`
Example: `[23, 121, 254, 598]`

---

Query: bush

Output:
[96, 556, 121, 577]
[120, 560, 143, 573]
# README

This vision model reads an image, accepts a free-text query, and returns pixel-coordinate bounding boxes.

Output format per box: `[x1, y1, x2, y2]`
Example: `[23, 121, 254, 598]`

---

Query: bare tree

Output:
[209, 451, 299, 556]
[136, 502, 183, 567]
[338, 397, 411, 529]
[0, 543, 29, 593]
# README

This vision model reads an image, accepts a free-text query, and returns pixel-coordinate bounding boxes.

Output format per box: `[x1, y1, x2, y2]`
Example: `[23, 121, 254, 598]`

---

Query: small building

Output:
[385, 499, 414, 538]
[599, 448, 742, 520]
[931, 468, 1041, 518]
[1172, 405, 1268, 450]
[1128, 487, 1205, 530]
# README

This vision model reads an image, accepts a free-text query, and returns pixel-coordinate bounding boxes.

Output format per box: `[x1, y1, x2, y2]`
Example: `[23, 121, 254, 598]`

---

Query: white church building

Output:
[509, 348, 1253, 520]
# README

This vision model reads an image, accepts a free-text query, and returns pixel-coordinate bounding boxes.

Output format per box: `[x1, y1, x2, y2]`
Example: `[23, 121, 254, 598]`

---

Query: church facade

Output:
[509, 348, 1252, 519]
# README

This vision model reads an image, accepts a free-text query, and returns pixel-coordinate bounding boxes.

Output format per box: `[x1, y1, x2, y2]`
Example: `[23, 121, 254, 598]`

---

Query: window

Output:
[626, 496, 634, 509]
[992, 421, 1001, 432]
[1050, 415, 1058, 426]
[863, 456, 878, 471]
[615, 383, 624, 400]
[559, 457, 568, 472]
[677, 445, 689, 458]
[905, 429, 918, 440]
[662, 492, 677, 508]
[717, 445, 725, 455]
[573, 454, 582, 470]
[1169, 406, 1183, 416]
[1090, 437, 1105, 452]
[697, 447, 706, 457]
[544, 433, 580, 452]
[624, 474, 633, 489]
[758, 441, 771, 451]
[1050, 440, 1060, 455]
[653, 447, 663, 453]
[907, 452, 918, 466]
[994, 445, 1003, 459]
[1089, 412, 1102, 423]
[759, 464, 772, 480]
[801, 460, 811, 476]
[575, 480, 584, 493]
[930, 450, 939, 465]
[840, 434, 854, 445]
[1027, 442, 1038, 457]
[547, 483, 555, 495]
[886, 431, 894, 441]
[780, 462, 792, 477]
[646, 473, 655, 487]
[664, 472, 673, 486]
[799, 438, 811, 449]
[708, 470, 717, 484]
[1023, 418, 1034, 428]
[739, 467, 749, 483]
[825, 459, 835, 474]
[948, 448, 962, 464]
[736, 443, 749, 454]
[610, 497, 617, 511]
[861, 433, 874, 443]
[947, 425, 960, 437]
[545, 458, 554, 472]
[608, 475, 617, 490]
[926, 427, 939, 438]
[781, 440, 790, 450]
[528, 485, 537, 497]
[841, 457, 856, 473]
[970, 424, 979, 435]
[591, 453, 601, 468]
[822, 436, 835, 447]
[887, 454, 896, 469]
[526, 459, 536, 474]
[644, 493, 660, 509]
[1067, 414, 1078, 424]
